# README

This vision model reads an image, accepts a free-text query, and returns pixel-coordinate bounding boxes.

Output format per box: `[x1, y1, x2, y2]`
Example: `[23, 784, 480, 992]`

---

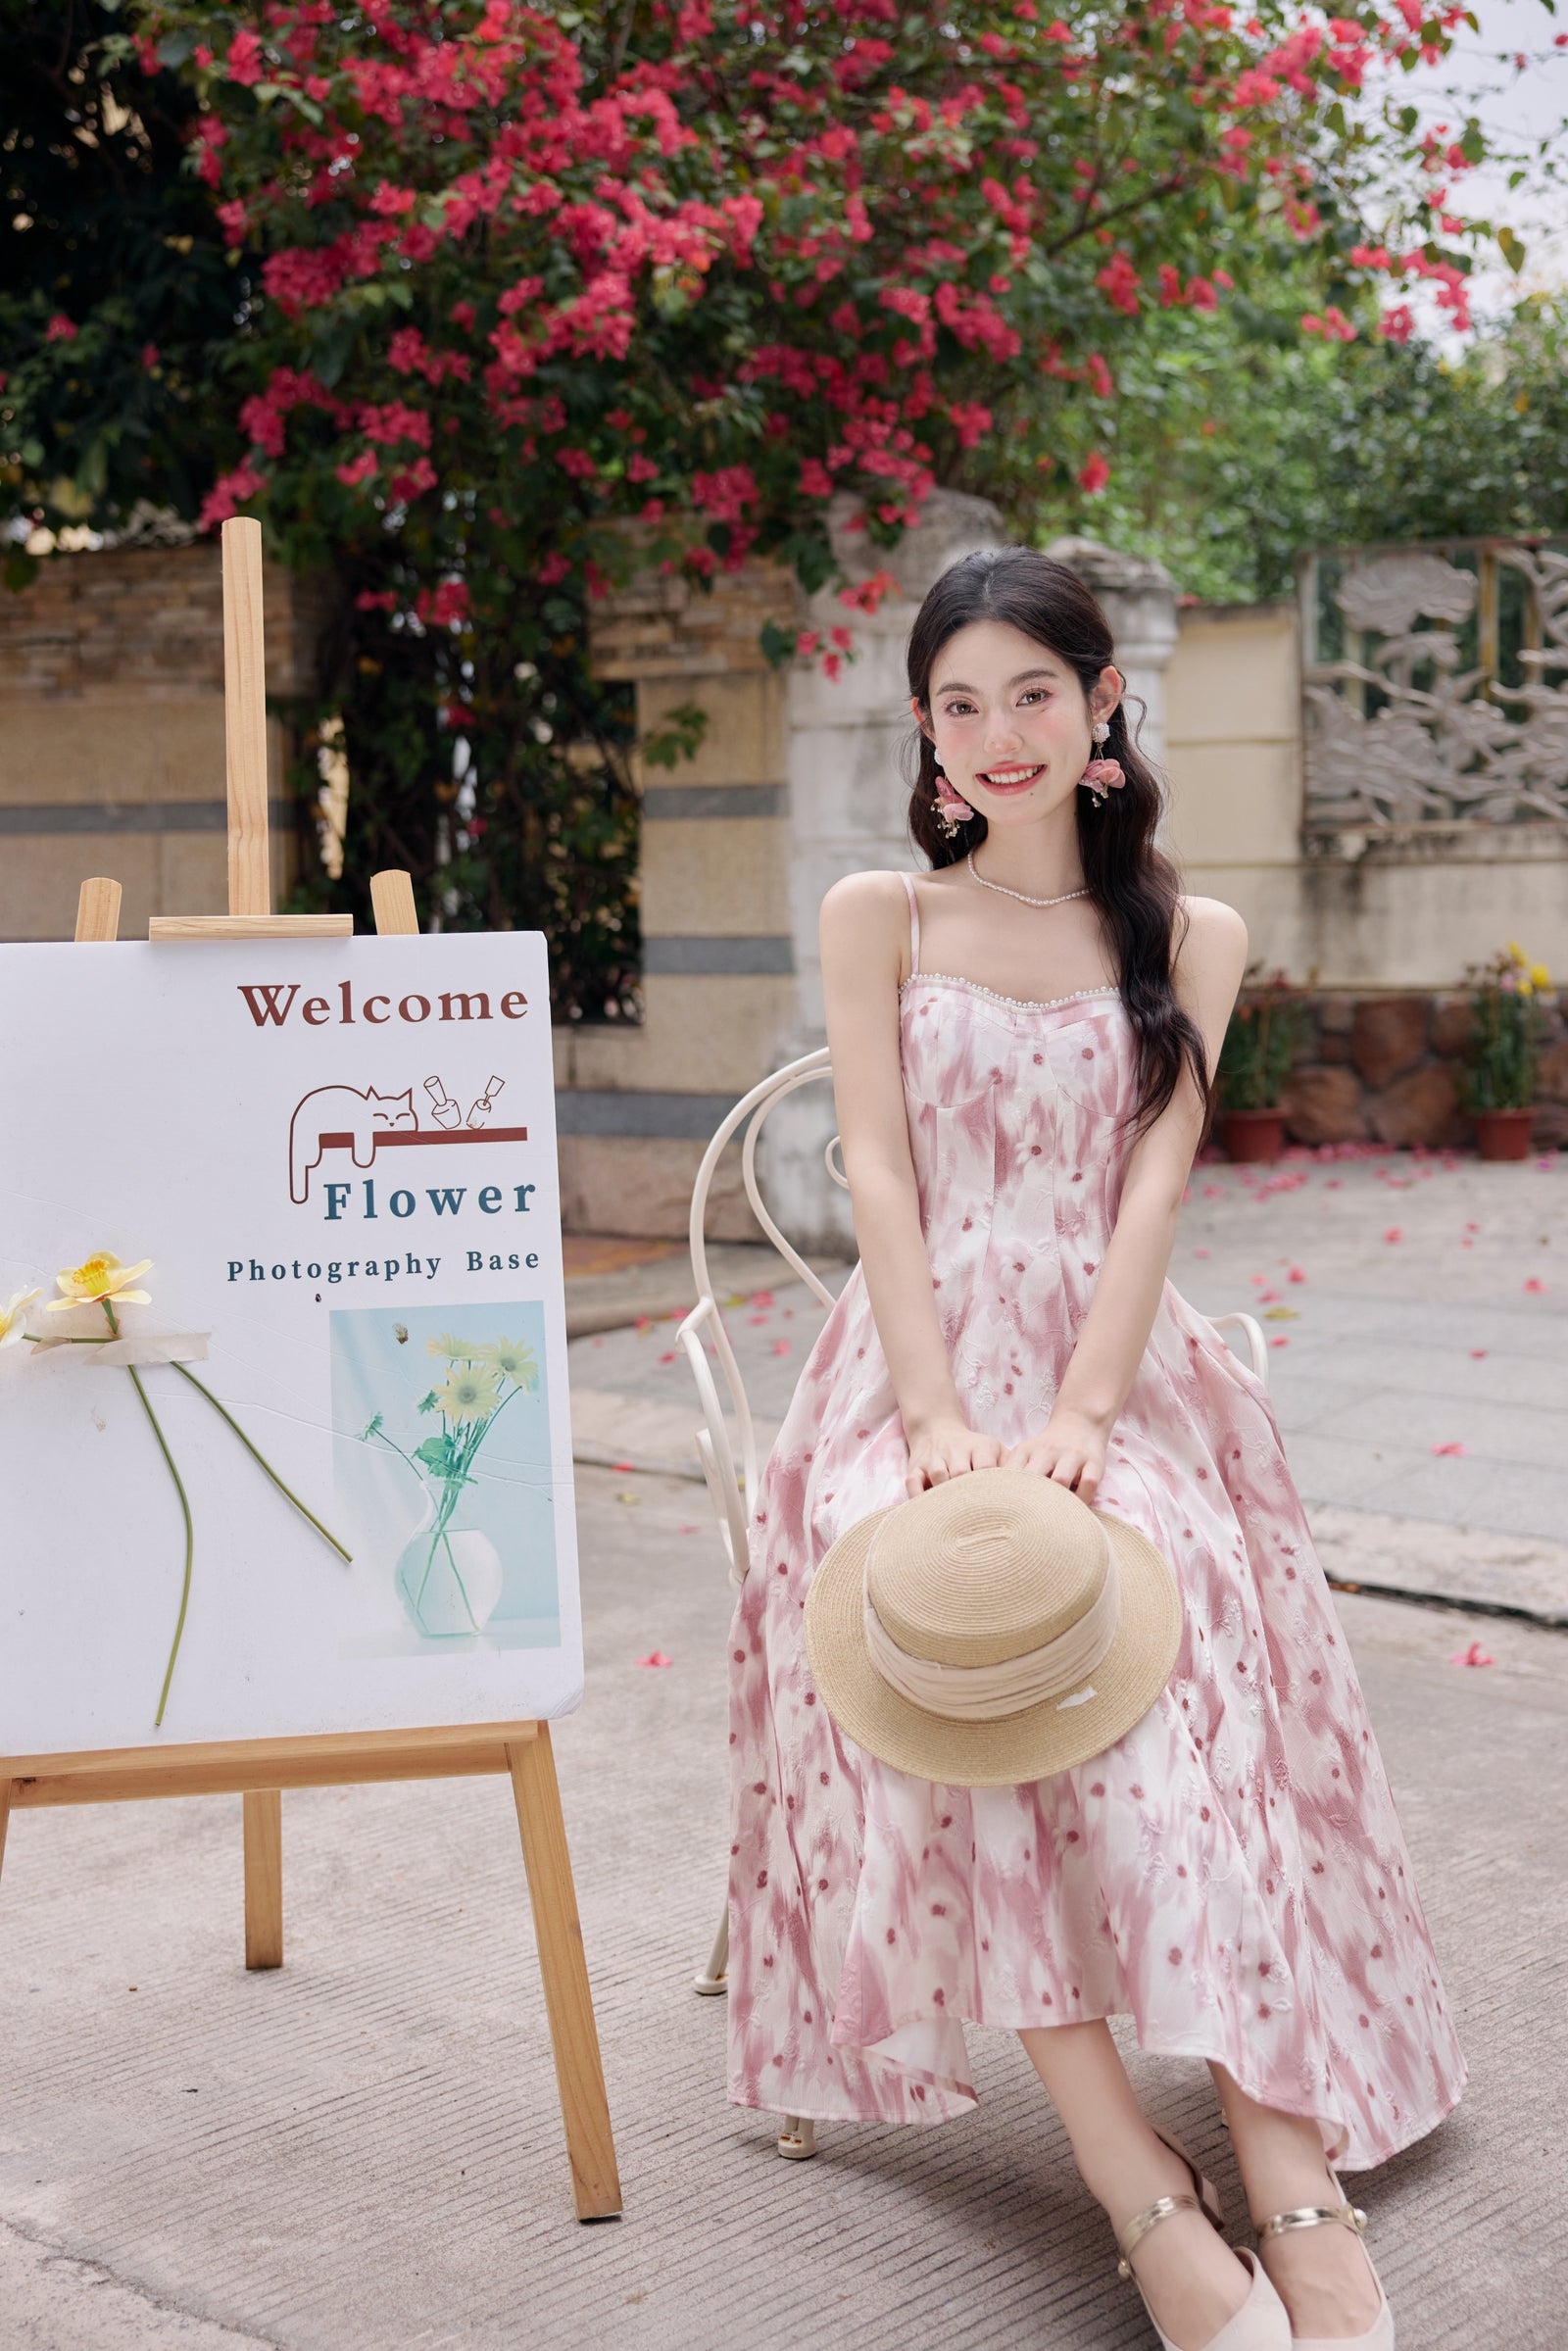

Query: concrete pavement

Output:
[1, 1462, 1565, 2350]
[3, 1146, 1565, 2350]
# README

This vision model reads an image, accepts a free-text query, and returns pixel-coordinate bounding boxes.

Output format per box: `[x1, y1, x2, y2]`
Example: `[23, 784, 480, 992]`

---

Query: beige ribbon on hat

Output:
[861, 1511, 1121, 1721]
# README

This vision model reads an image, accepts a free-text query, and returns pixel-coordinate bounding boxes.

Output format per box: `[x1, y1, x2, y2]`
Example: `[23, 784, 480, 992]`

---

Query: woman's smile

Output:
[975, 760, 1046, 794]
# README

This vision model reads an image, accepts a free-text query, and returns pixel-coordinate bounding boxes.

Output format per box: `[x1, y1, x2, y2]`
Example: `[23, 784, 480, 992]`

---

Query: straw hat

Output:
[803, 1468, 1181, 1788]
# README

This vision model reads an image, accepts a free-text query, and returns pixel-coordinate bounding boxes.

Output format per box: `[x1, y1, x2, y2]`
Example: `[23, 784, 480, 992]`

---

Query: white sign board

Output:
[0, 935, 581, 1755]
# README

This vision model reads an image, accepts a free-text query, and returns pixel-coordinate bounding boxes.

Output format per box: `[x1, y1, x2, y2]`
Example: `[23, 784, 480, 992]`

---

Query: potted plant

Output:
[1216, 966, 1311, 1164]
[1461, 943, 1551, 1160]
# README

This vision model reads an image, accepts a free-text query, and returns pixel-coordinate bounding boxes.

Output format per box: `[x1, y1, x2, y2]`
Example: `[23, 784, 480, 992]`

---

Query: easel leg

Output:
[243, 1789, 283, 1970]
[507, 1730, 622, 2221]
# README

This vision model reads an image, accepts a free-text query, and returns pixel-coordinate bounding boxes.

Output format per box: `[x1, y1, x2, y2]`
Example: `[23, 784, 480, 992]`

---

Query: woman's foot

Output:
[1252, 2182, 1384, 2340]
[1107, 2133, 1253, 2351]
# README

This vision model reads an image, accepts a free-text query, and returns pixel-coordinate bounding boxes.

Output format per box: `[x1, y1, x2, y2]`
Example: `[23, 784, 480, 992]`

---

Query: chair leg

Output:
[777, 2117, 816, 2160]
[693, 1900, 729, 1995]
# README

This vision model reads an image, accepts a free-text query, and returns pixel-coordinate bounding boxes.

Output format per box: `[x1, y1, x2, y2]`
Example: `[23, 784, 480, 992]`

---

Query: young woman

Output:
[726, 549, 1464, 2350]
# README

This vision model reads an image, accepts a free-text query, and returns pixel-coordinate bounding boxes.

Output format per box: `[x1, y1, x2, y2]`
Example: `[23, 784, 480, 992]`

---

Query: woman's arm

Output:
[1004, 896, 1249, 1503]
[820, 872, 1004, 1497]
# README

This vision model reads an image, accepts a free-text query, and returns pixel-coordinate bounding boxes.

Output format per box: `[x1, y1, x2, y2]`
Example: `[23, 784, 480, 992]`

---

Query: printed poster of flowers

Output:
[330, 1300, 560, 1657]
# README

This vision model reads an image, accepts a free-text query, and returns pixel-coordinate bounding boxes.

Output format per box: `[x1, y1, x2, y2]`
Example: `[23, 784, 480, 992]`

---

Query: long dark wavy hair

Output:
[906, 546, 1211, 1140]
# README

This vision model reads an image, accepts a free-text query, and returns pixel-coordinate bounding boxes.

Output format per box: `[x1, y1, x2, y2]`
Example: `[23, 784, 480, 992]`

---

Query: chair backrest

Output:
[674, 1049, 1270, 1586]
[674, 1048, 841, 1587]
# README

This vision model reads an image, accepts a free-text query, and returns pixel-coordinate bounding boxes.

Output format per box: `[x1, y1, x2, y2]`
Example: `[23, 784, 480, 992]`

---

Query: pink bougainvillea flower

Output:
[1450, 1641, 1494, 1668]
[636, 1650, 674, 1668]
[1524, 1277, 1547, 1295]
[1288, 1266, 1307, 1283]
[1383, 1227, 1403, 1243]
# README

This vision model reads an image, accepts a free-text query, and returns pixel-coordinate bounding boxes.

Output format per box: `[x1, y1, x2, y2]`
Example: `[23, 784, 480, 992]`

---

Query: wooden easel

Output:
[0, 519, 621, 2225]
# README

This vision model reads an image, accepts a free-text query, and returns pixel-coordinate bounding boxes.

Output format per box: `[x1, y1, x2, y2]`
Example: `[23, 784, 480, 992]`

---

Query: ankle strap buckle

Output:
[1256, 2201, 1367, 2242]
[1116, 2191, 1200, 2278]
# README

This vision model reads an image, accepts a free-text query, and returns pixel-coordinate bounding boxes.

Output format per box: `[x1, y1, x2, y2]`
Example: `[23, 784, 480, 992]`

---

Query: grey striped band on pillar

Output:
[641, 785, 786, 819]
[555, 1092, 746, 1140]
[0, 801, 296, 834]
[643, 936, 795, 976]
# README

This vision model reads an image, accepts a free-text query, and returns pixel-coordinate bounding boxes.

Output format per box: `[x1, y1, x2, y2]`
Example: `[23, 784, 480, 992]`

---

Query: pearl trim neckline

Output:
[901, 972, 1122, 1014]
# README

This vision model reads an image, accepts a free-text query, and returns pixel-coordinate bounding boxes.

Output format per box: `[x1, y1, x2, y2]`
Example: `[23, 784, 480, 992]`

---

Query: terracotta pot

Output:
[1221, 1108, 1287, 1164]
[1474, 1107, 1536, 1162]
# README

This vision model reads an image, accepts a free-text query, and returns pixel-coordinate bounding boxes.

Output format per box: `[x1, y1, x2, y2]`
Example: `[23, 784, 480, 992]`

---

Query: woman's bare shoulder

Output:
[819, 867, 914, 938]
[1175, 893, 1249, 973]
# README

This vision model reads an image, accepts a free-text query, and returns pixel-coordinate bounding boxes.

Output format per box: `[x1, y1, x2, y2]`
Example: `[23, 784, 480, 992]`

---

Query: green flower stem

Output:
[123, 1362, 195, 1732]
[171, 1361, 352, 1564]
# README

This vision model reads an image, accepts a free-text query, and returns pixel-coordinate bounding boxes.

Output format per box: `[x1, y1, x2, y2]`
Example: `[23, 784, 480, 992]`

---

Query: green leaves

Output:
[642, 702, 710, 770]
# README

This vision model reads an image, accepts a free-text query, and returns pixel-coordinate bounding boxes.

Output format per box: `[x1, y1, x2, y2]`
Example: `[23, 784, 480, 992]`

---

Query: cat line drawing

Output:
[289, 1085, 416, 1203]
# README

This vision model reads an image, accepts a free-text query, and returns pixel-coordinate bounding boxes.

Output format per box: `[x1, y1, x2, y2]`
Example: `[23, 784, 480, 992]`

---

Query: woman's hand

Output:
[904, 1414, 1004, 1497]
[1003, 1409, 1111, 1506]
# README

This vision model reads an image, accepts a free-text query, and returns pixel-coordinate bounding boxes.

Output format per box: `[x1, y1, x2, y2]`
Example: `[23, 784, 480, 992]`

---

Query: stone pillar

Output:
[581, 554, 800, 1238]
[1043, 536, 1179, 767]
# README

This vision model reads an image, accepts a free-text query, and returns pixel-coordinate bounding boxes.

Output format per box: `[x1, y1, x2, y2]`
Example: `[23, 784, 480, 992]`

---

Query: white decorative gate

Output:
[1300, 539, 1568, 830]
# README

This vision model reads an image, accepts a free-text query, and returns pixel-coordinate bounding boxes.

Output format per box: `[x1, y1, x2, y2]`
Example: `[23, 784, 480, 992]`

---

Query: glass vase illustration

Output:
[363, 1331, 539, 1644]
[395, 1474, 504, 1638]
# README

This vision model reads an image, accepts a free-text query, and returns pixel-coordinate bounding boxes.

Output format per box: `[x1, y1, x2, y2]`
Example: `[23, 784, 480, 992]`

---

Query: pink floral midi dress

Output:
[726, 875, 1465, 2170]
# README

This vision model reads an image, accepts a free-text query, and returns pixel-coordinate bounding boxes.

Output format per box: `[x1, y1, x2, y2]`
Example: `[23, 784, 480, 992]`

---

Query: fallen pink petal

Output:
[1449, 1641, 1494, 1668]
[1431, 1442, 1467, 1457]
[636, 1651, 674, 1669]
[1288, 1266, 1307, 1283]
[1384, 1227, 1403, 1244]
[771, 1338, 792, 1355]
[1524, 1277, 1547, 1295]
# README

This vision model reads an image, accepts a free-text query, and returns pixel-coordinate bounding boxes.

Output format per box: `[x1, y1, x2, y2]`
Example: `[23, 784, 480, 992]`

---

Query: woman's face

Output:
[915, 618, 1121, 832]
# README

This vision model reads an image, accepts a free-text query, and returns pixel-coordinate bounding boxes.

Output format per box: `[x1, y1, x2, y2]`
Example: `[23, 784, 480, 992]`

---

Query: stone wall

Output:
[1165, 599, 1568, 989]
[0, 541, 329, 940]
[1279, 993, 1568, 1150]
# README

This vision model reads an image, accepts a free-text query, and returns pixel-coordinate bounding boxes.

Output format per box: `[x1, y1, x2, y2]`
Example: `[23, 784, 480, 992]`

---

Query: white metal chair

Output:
[675, 1049, 1268, 2161]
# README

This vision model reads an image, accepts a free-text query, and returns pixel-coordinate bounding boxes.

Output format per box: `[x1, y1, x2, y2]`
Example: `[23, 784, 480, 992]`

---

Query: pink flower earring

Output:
[933, 765, 975, 838]
[1081, 719, 1124, 808]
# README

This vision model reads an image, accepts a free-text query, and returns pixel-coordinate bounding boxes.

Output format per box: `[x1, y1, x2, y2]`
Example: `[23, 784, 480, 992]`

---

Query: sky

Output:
[1398, 0, 1568, 326]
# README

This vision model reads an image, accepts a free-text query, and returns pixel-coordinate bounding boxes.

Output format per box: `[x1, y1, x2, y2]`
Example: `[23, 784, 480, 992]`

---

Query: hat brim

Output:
[804, 1503, 1182, 1788]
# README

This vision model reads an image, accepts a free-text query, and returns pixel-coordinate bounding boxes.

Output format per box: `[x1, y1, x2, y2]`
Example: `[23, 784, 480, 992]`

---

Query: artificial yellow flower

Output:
[45, 1252, 152, 1312]
[474, 1336, 538, 1386]
[1506, 940, 1526, 964]
[426, 1332, 477, 1361]
[434, 1365, 504, 1422]
[1532, 962, 1551, 991]
[0, 1287, 40, 1349]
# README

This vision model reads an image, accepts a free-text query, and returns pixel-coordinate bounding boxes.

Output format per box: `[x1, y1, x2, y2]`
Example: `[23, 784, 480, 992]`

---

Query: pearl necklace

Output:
[966, 852, 1089, 910]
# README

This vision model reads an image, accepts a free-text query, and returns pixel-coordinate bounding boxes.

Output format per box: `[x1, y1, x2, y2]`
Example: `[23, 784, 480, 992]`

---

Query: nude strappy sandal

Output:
[1253, 2184, 1394, 2350]
[1117, 2136, 1292, 2350]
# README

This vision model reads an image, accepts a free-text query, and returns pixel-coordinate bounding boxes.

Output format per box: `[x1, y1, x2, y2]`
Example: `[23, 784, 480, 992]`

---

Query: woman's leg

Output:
[1210, 2067, 1384, 2338]
[1021, 2023, 1251, 2351]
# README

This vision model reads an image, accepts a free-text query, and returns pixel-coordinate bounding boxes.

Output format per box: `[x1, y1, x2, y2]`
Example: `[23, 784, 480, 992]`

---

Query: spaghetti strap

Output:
[901, 870, 921, 976]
